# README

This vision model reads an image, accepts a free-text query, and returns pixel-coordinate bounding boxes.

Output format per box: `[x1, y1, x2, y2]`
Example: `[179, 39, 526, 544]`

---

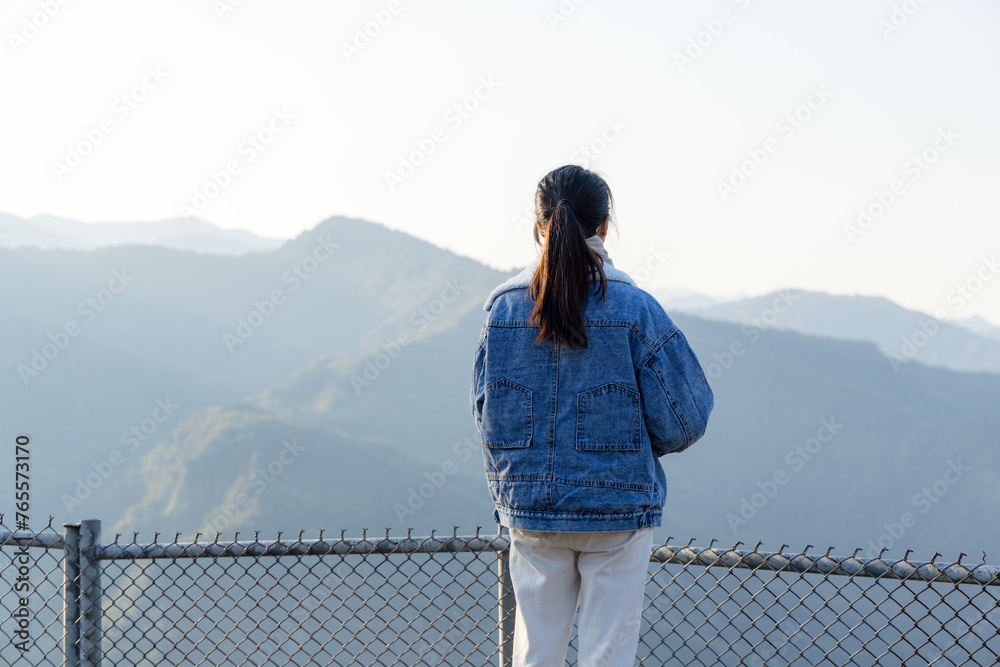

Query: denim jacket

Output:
[470, 248, 714, 532]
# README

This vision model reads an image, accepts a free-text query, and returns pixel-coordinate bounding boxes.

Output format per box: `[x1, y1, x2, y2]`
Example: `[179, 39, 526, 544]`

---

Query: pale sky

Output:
[3, 0, 998, 324]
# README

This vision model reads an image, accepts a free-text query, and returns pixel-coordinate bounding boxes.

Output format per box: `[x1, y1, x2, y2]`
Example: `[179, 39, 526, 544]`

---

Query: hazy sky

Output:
[3, 0, 999, 324]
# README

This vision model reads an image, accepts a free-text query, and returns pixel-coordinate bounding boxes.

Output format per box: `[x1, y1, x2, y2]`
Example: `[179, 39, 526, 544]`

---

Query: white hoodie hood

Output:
[482, 235, 636, 311]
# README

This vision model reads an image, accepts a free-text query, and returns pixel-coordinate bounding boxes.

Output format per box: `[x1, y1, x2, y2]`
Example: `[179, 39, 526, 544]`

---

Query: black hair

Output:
[528, 164, 614, 348]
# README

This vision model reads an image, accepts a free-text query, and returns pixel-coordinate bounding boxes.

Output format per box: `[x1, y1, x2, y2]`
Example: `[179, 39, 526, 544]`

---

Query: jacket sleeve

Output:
[470, 327, 487, 436]
[638, 327, 714, 457]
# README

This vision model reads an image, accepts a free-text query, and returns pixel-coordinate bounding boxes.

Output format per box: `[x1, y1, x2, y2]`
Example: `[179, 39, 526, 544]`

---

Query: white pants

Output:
[507, 527, 654, 667]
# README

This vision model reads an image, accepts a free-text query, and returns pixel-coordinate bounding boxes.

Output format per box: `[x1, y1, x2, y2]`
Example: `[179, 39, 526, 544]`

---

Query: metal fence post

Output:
[79, 519, 102, 667]
[497, 541, 515, 667]
[63, 523, 81, 667]
[63, 520, 102, 667]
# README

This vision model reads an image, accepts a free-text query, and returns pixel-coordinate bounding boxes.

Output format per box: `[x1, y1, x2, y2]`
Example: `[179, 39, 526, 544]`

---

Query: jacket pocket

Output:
[482, 379, 532, 449]
[576, 383, 641, 451]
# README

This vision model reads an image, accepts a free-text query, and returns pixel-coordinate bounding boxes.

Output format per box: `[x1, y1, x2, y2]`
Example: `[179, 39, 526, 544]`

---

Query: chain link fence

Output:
[3, 518, 1000, 666]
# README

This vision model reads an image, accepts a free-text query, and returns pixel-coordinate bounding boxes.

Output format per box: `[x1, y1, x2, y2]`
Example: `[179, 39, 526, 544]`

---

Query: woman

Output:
[470, 164, 714, 667]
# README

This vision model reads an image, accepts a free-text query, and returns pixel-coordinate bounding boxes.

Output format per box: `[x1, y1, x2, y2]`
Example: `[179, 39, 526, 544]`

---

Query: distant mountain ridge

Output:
[677, 289, 1000, 375]
[953, 314, 1000, 343]
[651, 288, 731, 312]
[0, 212, 284, 256]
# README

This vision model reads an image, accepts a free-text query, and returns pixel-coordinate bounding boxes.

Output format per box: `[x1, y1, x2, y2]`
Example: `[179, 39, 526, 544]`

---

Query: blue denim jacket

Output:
[470, 255, 714, 532]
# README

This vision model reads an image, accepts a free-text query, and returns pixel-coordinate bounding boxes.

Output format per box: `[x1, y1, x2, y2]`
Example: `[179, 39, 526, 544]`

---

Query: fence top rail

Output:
[0, 529, 65, 550]
[82, 528, 1000, 586]
[652, 543, 1000, 587]
[5, 521, 998, 587]
[94, 531, 511, 561]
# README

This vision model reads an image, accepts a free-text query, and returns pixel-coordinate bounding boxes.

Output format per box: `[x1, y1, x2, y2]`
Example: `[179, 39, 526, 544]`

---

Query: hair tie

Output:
[556, 199, 573, 209]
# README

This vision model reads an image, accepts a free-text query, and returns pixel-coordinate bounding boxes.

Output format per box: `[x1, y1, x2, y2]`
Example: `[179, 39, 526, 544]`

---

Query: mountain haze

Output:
[686, 289, 1000, 375]
[0, 216, 507, 529]
[2, 217, 997, 563]
[0, 212, 283, 256]
[953, 314, 1000, 343]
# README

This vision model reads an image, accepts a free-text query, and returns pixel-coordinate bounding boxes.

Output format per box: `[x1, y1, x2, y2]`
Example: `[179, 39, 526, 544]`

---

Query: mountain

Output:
[116, 284, 1000, 561]
[3, 217, 998, 562]
[952, 314, 1000, 343]
[659, 314, 1000, 559]
[650, 288, 731, 312]
[117, 298, 501, 537]
[0, 216, 508, 528]
[116, 299, 1000, 558]
[114, 404, 484, 537]
[0, 212, 284, 255]
[683, 289, 1000, 375]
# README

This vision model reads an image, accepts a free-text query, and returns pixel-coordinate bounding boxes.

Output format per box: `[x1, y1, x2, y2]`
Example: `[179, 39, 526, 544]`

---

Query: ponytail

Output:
[528, 190, 609, 348]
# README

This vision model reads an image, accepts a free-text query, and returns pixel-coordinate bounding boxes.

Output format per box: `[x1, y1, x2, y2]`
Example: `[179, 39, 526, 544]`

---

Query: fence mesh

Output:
[99, 538, 504, 666]
[3, 520, 1000, 666]
[0, 519, 68, 667]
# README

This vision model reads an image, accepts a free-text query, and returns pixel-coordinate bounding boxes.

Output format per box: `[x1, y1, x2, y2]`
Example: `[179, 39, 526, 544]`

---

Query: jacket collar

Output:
[483, 236, 636, 311]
